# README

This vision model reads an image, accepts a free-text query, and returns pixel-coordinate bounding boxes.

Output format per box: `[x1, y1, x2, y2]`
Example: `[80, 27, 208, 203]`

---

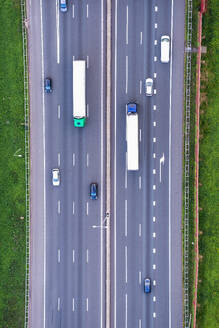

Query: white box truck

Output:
[73, 60, 86, 127]
[126, 103, 139, 171]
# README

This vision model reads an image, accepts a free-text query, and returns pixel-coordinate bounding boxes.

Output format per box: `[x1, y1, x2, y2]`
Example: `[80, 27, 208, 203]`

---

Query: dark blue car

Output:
[144, 278, 151, 293]
[90, 183, 98, 200]
[44, 78, 52, 93]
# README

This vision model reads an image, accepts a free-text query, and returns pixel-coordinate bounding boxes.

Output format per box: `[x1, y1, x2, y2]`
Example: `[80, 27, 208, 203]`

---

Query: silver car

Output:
[145, 78, 153, 96]
[52, 169, 60, 186]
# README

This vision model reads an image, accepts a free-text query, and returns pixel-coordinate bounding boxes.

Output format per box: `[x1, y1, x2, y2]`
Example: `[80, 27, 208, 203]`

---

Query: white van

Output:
[161, 35, 170, 63]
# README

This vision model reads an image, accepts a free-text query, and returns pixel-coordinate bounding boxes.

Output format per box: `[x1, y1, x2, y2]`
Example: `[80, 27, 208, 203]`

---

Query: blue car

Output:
[144, 278, 151, 293]
[44, 78, 52, 93]
[60, 0, 67, 12]
[90, 183, 98, 200]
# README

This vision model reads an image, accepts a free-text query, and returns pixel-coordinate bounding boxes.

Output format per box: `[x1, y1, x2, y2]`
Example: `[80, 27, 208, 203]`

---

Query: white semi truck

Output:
[73, 60, 86, 127]
[126, 103, 139, 171]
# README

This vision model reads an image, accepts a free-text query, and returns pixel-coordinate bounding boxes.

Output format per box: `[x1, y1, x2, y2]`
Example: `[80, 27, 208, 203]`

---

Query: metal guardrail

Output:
[184, 0, 193, 327]
[21, 1, 30, 327]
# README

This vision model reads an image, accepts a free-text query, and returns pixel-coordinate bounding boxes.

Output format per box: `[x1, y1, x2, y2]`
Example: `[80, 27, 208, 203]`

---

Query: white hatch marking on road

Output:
[153, 296, 156, 302]
[139, 223, 141, 237]
[153, 185, 156, 190]
[155, 23, 158, 29]
[153, 121, 157, 126]
[125, 200, 127, 237]
[154, 72, 157, 79]
[58, 200, 61, 214]
[72, 249, 75, 263]
[153, 216, 156, 222]
[153, 105, 157, 110]
[86, 153, 89, 167]
[87, 104, 89, 117]
[126, 6, 128, 45]
[153, 313, 156, 318]
[72, 201, 75, 215]
[139, 319, 142, 328]
[125, 294, 128, 328]
[86, 56, 89, 68]
[58, 153, 60, 167]
[72, 4, 75, 18]
[73, 153, 75, 167]
[159, 153, 165, 183]
[155, 6, 158, 12]
[86, 4, 89, 18]
[86, 298, 89, 311]
[154, 89, 157, 94]
[57, 297, 60, 311]
[153, 153, 156, 158]
[153, 264, 156, 270]
[86, 249, 89, 263]
[58, 249, 60, 263]
[125, 246, 128, 283]
[125, 55, 128, 94]
[72, 298, 75, 311]
[153, 232, 156, 238]
[153, 137, 156, 143]
[153, 280, 156, 286]
[125, 153, 127, 189]
[139, 129, 142, 142]
[154, 39, 157, 45]
[58, 105, 61, 119]
[56, 0, 60, 64]
[139, 271, 142, 285]
[153, 169, 156, 174]
[154, 56, 157, 62]
[139, 176, 142, 190]
[140, 32, 143, 45]
[153, 201, 156, 206]
[153, 248, 156, 254]
[139, 80, 142, 94]
[86, 202, 89, 216]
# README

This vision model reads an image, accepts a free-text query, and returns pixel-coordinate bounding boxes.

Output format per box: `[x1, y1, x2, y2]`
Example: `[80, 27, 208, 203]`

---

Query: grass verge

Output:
[0, 1, 25, 327]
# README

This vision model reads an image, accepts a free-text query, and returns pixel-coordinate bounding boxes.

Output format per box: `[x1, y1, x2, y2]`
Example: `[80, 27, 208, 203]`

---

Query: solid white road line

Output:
[140, 32, 143, 45]
[86, 202, 89, 216]
[58, 200, 61, 214]
[125, 200, 127, 237]
[86, 4, 89, 18]
[125, 246, 128, 283]
[139, 223, 141, 237]
[72, 4, 75, 18]
[125, 55, 128, 94]
[139, 271, 141, 285]
[58, 105, 60, 119]
[72, 298, 75, 311]
[57, 297, 60, 311]
[86, 153, 89, 167]
[58, 153, 60, 167]
[57, 249, 60, 263]
[125, 294, 128, 328]
[86, 298, 89, 312]
[73, 153, 75, 167]
[126, 6, 128, 45]
[86, 249, 89, 263]
[72, 249, 75, 263]
[72, 201, 75, 215]
[56, 0, 60, 64]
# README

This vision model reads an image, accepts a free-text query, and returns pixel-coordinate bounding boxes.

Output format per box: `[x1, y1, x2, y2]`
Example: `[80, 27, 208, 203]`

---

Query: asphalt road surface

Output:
[28, 1, 184, 328]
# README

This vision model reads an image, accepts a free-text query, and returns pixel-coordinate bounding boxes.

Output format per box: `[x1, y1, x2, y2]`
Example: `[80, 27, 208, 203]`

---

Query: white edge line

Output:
[56, 0, 60, 64]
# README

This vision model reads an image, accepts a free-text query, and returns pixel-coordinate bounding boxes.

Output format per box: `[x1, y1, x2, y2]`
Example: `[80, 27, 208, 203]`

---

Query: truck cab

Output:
[127, 102, 137, 114]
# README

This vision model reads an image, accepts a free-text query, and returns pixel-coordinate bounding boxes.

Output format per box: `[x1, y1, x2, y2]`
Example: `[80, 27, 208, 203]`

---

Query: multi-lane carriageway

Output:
[29, 1, 185, 328]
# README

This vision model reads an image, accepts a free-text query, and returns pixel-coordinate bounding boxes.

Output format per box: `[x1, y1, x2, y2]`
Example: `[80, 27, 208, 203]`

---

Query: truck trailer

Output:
[73, 60, 86, 127]
[126, 103, 139, 171]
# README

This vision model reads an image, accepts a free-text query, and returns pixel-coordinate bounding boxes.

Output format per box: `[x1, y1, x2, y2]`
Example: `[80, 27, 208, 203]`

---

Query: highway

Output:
[28, 0, 184, 328]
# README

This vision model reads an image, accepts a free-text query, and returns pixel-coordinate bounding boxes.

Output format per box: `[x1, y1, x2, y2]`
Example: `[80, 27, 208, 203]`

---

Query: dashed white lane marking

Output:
[125, 153, 127, 189]
[139, 319, 142, 328]
[86, 298, 89, 312]
[125, 294, 128, 328]
[58, 153, 60, 167]
[125, 246, 128, 283]
[153, 296, 156, 302]
[72, 249, 75, 263]
[57, 297, 60, 311]
[153, 121, 157, 126]
[153, 216, 156, 222]
[153, 264, 156, 270]
[58, 105, 61, 119]
[139, 176, 142, 190]
[72, 201, 75, 215]
[139, 271, 142, 284]
[153, 312, 156, 318]
[153, 248, 156, 253]
[86, 4, 89, 18]
[139, 129, 142, 142]
[153, 137, 156, 143]
[153, 153, 156, 158]
[139, 223, 141, 237]
[86, 56, 89, 68]
[153, 232, 156, 237]
[125, 55, 128, 94]
[154, 89, 157, 94]
[153, 280, 156, 286]
[155, 6, 158, 12]
[86, 202, 89, 215]
[140, 32, 143, 45]
[125, 200, 127, 237]
[155, 23, 158, 29]
[154, 56, 157, 62]
[153, 105, 157, 110]
[139, 80, 142, 94]
[154, 39, 157, 45]
[86, 153, 89, 167]
[126, 6, 128, 45]
[58, 249, 60, 263]
[72, 298, 75, 311]
[153, 185, 156, 190]
[87, 104, 89, 117]
[72, 4, 75, 18]
[153, 169, 156, 174]
[73, 153, 75, 167]
[58, 200, 61, 214]
[56, 0, 60, 64]
[154, 72, 157, 79]
[153, 201, 156, 206]
[86, 249, 89, 263]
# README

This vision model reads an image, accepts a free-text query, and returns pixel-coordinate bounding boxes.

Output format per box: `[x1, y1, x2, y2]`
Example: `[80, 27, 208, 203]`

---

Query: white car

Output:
[145, 78, 153, 96]
[52, 169, 60, 186]
[161, 35, 170, 63]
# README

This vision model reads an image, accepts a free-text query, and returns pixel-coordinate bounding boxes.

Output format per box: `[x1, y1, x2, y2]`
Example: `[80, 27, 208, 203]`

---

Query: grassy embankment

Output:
[196, 0, 219, 326]
[0, 1, 26, 327]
